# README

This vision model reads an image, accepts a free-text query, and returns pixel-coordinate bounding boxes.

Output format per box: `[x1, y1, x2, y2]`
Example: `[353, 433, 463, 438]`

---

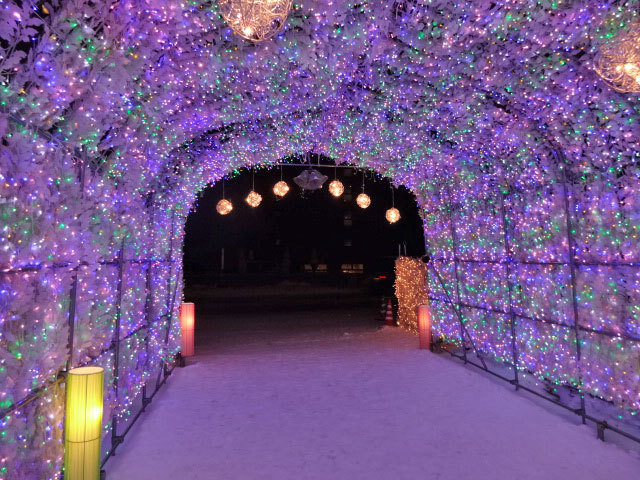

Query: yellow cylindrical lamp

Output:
[64, 366, 105, 480]
[417, 304, 432, 350]
[180, 302, 195, 357]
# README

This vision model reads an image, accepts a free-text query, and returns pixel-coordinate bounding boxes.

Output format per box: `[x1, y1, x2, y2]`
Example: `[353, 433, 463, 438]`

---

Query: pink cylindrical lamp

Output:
[417, 304, 432, 350]
[180, 302, 195, 357]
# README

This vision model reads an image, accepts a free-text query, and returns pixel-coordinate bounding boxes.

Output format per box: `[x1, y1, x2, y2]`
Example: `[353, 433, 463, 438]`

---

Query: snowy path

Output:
[105, 309, 640, 480]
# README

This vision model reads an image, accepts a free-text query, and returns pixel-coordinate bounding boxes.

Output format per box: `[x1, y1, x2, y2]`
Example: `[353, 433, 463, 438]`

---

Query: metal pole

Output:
[141, 261, 153, 411]
[444, 180, 467, 363]
[499, 189, 520, 389]
[65, 269, 79, 371]
[156, 210, 177, 389]
[164, 211, 177, 346]
[65, 148, 87, 372]
[556, 151, 587, 425]
[111, 242, 126, 453]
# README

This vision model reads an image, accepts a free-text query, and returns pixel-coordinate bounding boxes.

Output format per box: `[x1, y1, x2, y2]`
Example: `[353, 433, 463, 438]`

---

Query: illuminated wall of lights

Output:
[394, 257, 429, 334]
[1, 0, 640, 476]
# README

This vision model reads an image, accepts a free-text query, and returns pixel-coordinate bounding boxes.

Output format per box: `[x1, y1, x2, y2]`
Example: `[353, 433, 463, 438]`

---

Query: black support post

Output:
[499, 188, 520, 390]
[556, 152, 587, 425]
[444, 181, 467, 363]
[110, 242, 126, 454]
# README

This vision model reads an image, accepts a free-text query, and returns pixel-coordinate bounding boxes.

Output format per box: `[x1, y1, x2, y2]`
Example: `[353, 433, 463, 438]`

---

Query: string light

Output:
[216, 199, 233, 215]
[246, 170, 262, 207]
[385, 207, 401, 224]
[394, 257, 428, 333]
[357, 172, 371, 208]
[245, 190, 262, 207]
[217, 180, 233, 215]
[595, 20, 640, 93]
[386, 186, 401, 224]
[273, 180, 290, 197]
[219, 0, 292, 42]
[356, 193, 371, 209]
[273, 166, 289, 197]
[328, 165, 344, 197]
[328, 179, 344, 197]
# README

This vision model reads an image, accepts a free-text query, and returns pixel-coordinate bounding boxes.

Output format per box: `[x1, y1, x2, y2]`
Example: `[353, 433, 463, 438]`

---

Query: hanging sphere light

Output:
[216, 199, 233, 215]
[595, 21, 640, 93]
[273, 180, 290, 197]
[219, 0, 292, 42]
[245, 190, 262, 207]
[356, 193, 371, 209]
[385, 207, 401, 224]
[328, 179, 344, 197]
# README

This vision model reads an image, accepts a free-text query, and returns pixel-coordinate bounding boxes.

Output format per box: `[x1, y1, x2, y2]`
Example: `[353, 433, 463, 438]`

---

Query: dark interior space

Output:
[183, 159, 425, 314]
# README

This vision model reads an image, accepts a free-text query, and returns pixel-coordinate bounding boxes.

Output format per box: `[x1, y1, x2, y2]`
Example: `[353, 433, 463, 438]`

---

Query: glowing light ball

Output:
[385, 207, 401, 224]
[245, 190, 262, 207]
[219, 0, 292, 42]
[216, 198, 233, 215]
[273, 180, 290, 197]
[328, 179, 344, 197]
[64, 366, 104, 480]
[180, 302, 195, 357]
[356, 193, 371, 209]
[595, 21, 640, 92]
[417, 304, 432, 350]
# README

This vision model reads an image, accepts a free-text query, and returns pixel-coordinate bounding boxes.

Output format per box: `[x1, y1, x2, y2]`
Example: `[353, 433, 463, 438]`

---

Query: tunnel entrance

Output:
[182, 157, 425, 334]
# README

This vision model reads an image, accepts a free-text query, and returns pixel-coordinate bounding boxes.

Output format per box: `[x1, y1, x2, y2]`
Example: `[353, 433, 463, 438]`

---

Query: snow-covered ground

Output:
[105, 308, 640, 479]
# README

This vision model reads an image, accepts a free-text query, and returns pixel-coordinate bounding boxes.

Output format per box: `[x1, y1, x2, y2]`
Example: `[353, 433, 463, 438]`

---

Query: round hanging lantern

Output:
[595, 21, 640, 93]
[385, 207, 401, 224]
[216, 199, 233, 215]
[273, 180, 290, 197]
[245, 190, 262, 207]
[328, 179, 344, 197]
[219, 0, 292, 42]
[356, 193, 371, 209]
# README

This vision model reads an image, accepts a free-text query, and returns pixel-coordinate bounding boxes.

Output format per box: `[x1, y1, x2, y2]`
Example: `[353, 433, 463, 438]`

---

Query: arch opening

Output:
[182, 159, 425, 318]
[3, 0, 640, 476]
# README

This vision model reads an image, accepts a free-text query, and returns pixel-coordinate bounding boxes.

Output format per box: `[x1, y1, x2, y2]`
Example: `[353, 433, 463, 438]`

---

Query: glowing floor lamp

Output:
[417, 304, 432, 350]
[180, 302, 195, 357]
[64, 366, 104, 480]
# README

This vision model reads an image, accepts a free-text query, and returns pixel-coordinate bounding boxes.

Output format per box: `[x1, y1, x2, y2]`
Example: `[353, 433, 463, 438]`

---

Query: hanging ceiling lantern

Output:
[328, 179, 344, 197]
[356, 193, 371, 209]
[595, 21, 640, 93]
[219, 0, 292, 42]
[273, 180, 290, 197]
[293, 169, 327, 191]
[386, 207, 401, 224]
[245, 190, 262, 207]
[216, 198, 233, 215]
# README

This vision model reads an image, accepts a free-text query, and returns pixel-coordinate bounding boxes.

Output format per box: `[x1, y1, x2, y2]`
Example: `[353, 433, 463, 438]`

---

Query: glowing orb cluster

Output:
[356, 193, 371, 209]
[245, 190, 263, 207]
[216, 199, 234, 215]
[219, 0, 292, 42]
[385, 207, 401, 224]
[273, 180, 290, 197]
[595, 21, 640, 93]
[328, 179, 344, 197]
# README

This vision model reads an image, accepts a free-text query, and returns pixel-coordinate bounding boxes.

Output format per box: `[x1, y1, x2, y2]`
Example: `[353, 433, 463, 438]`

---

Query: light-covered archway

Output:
[2, 0, 640, 477]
